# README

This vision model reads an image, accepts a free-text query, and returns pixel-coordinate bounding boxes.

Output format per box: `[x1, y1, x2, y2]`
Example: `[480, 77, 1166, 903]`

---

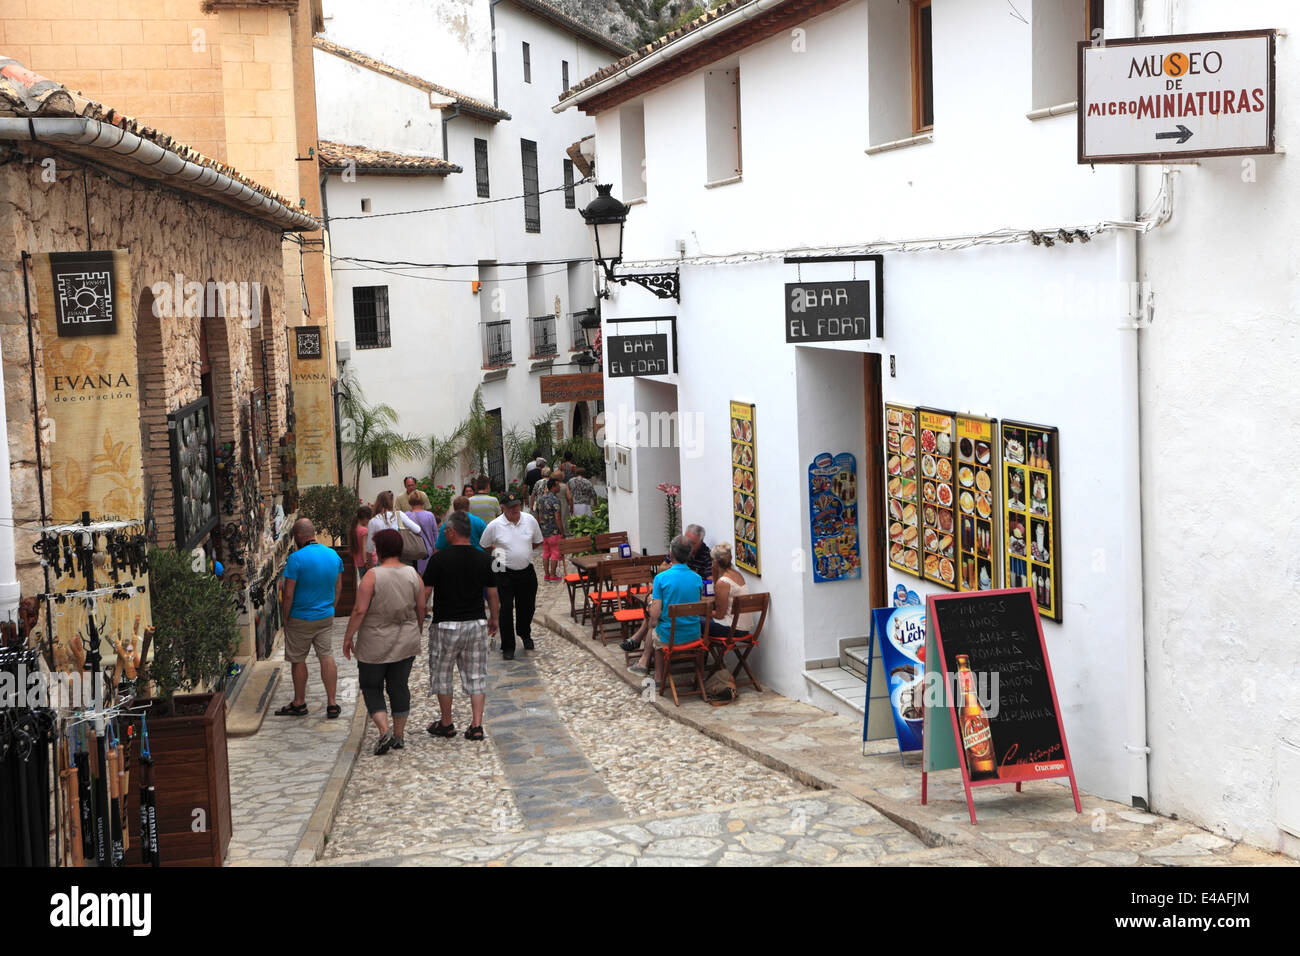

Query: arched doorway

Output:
[572, 401, 590, 439]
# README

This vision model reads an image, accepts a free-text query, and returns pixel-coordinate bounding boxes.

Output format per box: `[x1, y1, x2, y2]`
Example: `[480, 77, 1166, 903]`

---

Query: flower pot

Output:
[123, 692, 232, 866]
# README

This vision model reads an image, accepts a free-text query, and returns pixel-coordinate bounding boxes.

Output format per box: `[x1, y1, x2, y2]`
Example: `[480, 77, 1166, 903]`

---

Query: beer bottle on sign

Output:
[955, 654, 996, 780]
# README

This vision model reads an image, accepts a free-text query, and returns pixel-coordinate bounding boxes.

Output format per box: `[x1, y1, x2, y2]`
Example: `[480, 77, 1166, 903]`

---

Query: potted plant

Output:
[298, 483, 361, 615]
[127, 547, 242, 866]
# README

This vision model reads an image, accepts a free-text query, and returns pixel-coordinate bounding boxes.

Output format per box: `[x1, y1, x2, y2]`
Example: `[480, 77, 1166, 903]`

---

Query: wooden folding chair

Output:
[588, 560, 633, 645]
[656, 600, 710, 707]
[559, 535, 595, 621]
[609, 564, 654, 658]
[708, 592, 769, 692]
[595, 531, 630, 554]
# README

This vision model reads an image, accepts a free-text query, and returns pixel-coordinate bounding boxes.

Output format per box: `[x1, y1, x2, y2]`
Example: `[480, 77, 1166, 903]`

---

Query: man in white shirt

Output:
[478, 492, 543, 660]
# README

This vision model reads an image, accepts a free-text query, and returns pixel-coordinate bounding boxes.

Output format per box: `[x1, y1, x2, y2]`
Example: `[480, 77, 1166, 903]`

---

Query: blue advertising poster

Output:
[869, 605, 927, 752]
[808, 452, 861, 583]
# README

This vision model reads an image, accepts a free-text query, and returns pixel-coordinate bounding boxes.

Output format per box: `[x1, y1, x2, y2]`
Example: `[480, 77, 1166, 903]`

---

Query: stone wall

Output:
[0, 143, 290, 601]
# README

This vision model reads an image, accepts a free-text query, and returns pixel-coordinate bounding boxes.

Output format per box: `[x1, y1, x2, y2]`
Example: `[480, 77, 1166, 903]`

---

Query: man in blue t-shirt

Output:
[434, 496, 488, 552]
[277, 518, 345, 718]
[630, 535, 703, 680]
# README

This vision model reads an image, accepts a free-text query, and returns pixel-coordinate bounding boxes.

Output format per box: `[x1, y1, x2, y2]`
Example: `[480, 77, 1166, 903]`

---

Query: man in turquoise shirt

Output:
[630, 535, 703, 679]
[434, 496, 488, 552]
[278, 518, 344, 718]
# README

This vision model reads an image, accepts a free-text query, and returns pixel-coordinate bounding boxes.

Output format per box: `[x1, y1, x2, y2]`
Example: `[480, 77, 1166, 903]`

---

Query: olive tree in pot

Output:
[297, 483, 361, 615]
[129, 547, 242, 866]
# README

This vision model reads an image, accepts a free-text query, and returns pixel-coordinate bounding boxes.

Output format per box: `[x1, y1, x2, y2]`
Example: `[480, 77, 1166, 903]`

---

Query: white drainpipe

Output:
[1114, 0, 1151, 811]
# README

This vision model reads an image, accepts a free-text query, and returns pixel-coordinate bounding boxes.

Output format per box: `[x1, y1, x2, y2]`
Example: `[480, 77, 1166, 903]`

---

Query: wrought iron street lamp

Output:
[579, 184, 680, 302]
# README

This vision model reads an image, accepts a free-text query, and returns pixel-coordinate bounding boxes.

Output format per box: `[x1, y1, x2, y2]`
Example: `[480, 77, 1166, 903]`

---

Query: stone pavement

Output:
[224, 619, 361, 866]
[321, 790, 984, 867]
[535, 578, 1297, 868]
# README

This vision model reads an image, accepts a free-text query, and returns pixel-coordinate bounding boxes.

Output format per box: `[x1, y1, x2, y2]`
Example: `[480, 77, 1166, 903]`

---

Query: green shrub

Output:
[568, 498, 609, 538]
[415, 479, 457, 516]
[147, 547, 242, 710]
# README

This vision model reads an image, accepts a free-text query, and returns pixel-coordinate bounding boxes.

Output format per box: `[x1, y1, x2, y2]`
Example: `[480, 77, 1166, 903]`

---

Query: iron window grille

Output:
[372, 450, 388, 478]
[521, 139, 540, 233]
[482, 318, 513, 367]
[522, 42, 531, 83]
[530, 315, 558, 358]
[475, 138, 490, 198]
[353, 285, 391, 349]
[562, 59, 569, 92]
[569, 309, 596, 350]
[563, 159, 575, 209]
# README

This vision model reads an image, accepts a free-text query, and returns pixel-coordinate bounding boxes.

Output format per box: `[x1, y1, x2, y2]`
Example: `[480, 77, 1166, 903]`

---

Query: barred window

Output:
[482, 319, 512, 367]
[563, 159, 575, 209]
[521, 139, 540, 233]
[522, 42, 531, 83]
[353, 286, 390, 349]
[475, 138, 490, 198]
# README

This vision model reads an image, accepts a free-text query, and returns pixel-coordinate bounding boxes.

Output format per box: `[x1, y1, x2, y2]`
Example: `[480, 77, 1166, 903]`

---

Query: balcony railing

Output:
[530, 315, 558, 358]
[569, 309, 597, 351]
[481, 319, 512, 368]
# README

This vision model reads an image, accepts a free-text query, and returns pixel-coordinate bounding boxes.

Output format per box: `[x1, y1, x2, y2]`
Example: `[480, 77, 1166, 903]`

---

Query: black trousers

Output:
[495, 566, 538, 653]
[357, 656, 415, 718]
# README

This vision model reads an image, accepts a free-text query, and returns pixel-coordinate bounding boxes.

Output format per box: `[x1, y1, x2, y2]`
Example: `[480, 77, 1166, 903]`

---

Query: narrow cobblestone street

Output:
[320, 603, 979, 866]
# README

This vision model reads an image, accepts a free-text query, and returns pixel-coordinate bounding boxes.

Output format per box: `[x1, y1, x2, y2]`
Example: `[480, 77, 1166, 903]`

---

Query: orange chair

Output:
[656, 600, 711, 706]
[558, 535, 595, 621]
[707, 592, 769, 692]
[609, 564, 655, 658]
[588, 560, 635, 644]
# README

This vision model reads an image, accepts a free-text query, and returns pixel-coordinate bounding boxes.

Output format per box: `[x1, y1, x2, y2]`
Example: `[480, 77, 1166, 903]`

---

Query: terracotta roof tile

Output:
[313, 37, 511, 123]
[506, 0, 635, 58]
[0, 56, 316, 230]
[317, 140, 461, 175]
[560, 0, 755, 104]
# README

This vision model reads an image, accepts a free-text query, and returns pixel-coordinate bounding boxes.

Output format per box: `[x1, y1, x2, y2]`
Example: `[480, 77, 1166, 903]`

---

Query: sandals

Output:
[427, 720, 457, 738]
[464, 724, 485, 741]
[275, 701, 308, 717]
[326, 704, 342, 720]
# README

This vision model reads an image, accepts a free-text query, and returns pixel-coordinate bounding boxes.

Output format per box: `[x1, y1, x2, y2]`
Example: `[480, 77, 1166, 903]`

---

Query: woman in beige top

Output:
[708, 542, 754, 637]
[343, 528, 425, 755]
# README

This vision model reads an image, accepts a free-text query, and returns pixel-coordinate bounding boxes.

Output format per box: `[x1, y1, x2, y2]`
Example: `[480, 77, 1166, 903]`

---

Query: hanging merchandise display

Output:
[1001, 420, 1063, 621]
[954, 414, 999, 592]
[917, 408, 958, 590]
[885, 404, 921, 576]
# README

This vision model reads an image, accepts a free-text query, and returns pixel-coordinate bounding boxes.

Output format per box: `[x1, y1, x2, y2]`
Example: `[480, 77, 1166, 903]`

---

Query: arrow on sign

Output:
[1154, 124, 1194, 144]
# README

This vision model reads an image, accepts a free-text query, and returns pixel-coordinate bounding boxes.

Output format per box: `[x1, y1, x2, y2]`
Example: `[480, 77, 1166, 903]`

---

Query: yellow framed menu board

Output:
[1001, 420, 1061, 621]
[730, 401, 760, 574]
[884, 403, 920, 577]
[955, 414, 999, 592]
[918, 408, 958, 590]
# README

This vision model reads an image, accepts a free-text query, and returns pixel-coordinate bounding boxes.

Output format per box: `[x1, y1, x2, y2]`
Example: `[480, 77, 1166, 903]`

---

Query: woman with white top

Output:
[367, 490, 421, 563]
[708, 542, 755, 637]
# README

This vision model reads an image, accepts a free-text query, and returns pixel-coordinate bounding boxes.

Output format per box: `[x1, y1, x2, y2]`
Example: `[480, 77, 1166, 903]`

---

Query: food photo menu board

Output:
[808, 452, 861, 583]
[730, 401, 760, 574]
[918, 408, 958, 590]
[954, 414, 998, 592]
[884, 404, 921, 577]
[1001, 420, 1062, 620]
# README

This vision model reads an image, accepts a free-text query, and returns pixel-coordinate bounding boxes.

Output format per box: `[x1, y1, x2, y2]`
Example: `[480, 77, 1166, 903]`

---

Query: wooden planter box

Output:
[124, 692, 232, 867]
[335, 546, 357, 617]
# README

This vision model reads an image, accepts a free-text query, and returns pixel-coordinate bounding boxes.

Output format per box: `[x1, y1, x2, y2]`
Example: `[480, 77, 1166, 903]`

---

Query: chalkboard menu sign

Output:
[922, 588, 1080, 823]
[607, 333, 669, 377]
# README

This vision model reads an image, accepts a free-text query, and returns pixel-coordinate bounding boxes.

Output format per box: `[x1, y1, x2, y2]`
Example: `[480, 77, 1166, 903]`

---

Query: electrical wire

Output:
[325, 177, 593, 221]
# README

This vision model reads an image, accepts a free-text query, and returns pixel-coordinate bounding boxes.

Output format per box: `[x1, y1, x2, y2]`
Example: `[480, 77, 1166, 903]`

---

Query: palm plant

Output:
[337, 367, 424, 493]
[427, 424, 465, 483]
[503, 408, 563, 478]
[458, 386, 497, 478]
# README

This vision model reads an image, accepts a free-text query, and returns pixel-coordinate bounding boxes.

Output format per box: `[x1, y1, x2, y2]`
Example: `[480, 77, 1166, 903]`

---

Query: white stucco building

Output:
[314, 0, 628, 501]
[558, 0, 1300, 856]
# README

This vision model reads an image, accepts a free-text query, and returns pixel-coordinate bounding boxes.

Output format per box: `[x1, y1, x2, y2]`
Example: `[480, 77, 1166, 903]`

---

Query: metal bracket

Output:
[610, 268, 680, 302]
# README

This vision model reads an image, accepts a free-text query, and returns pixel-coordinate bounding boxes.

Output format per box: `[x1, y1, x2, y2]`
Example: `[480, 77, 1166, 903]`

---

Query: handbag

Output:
[396, 513, 428, 564]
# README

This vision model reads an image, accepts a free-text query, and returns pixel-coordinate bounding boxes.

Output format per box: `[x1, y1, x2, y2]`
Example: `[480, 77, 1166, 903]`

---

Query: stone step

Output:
[842, 643, 871, 680]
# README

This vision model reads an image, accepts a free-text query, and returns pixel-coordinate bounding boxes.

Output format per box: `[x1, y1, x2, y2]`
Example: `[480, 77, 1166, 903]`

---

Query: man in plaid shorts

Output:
[420, 511, 500, 741]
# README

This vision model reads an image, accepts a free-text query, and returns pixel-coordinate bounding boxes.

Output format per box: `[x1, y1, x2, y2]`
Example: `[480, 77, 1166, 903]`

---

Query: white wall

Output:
[320, 1, 616, 504]
[1135, 0, 1300, 857]
[587, 0, 1300, 854]
[320, 0, 495, 103]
